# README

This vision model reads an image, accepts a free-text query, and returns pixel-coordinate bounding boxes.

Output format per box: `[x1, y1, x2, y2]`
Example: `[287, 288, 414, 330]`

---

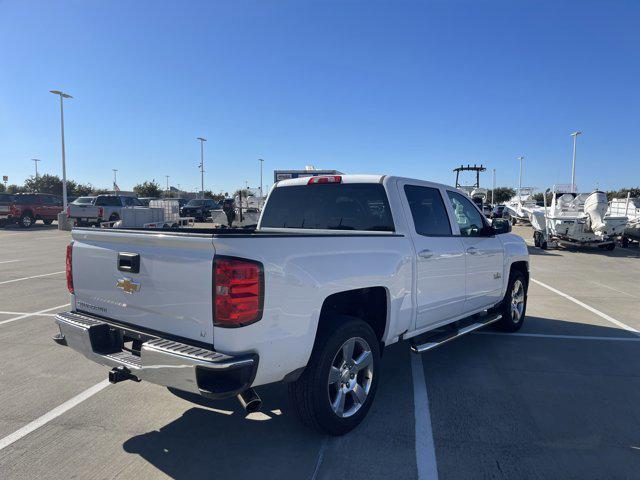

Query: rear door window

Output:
[261, 183, 394, 231]
[96, 196, 121, 206]
[404, 185, 452, 236]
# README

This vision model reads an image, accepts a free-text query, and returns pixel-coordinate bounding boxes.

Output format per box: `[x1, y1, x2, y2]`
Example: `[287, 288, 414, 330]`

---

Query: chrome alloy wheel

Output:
[22, 215, 32, 227]
[327, 337, 374, 418]
[510, 279, 525, 323]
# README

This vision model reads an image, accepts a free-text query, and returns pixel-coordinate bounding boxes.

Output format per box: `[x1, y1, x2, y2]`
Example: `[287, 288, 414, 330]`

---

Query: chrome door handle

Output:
[418, 249, 433, 259]
[466, 247, 478, 255]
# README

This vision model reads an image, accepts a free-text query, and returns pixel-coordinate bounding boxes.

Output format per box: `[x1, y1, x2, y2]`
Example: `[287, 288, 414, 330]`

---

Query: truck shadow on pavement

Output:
[122, 343, 418, 480]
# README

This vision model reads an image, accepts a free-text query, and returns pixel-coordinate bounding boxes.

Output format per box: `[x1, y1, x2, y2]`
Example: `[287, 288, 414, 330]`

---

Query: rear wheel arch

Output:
[315, 287, 389, 351]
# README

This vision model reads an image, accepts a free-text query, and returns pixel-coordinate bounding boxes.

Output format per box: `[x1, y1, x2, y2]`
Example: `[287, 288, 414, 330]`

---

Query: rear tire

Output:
[495, 270, 527, 332]
[288, 316, 380, 436]
[19, 212, 34, 228]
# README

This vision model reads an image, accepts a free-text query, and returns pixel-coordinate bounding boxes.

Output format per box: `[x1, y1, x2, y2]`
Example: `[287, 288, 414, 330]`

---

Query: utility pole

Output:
[491, 168, 496, 205]
[259, 158, 264, 199]
[570, 131, 582, 192]
[49, 90, 72, 211]
[197, 137, 207, 198]
[165, 175, 170, 197]
[517, 156, 524, 201]
[32, 158, 41, 180]
[113, 169, 118, 188]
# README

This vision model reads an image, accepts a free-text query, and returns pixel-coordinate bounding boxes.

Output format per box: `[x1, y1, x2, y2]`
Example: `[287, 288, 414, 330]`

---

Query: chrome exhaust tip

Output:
[237, 388, 262, 413]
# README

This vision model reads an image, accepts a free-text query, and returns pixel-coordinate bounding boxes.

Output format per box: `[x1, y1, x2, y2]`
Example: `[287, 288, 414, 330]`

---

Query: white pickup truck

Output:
[54, 175, 529, 435]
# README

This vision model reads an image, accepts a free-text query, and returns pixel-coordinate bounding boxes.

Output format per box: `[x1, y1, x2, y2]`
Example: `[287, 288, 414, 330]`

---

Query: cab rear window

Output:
[261, 184, 394, 231]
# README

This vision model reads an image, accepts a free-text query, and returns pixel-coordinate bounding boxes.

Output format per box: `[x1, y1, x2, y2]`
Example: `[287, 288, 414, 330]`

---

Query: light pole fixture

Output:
[165, 175, 170, 196]
[32, 158, 41, 180]
[197, 137, 207, 198]
[570, 131, 582, 192]
[50, 90, 73, 211]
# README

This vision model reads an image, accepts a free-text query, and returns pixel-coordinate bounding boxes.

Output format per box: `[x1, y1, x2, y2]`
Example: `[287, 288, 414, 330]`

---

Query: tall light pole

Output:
[570, 131, 582, 192]
[517, 156, 524, 201]
[165, 175, 170, 196]
[112, 169, 118, 189]
[259, 158, 264, 199]
[491, 168, 496, 205]
[50, 90, 72, 211]
[197, 137, 206, 198]
[32, 158, 41, 180]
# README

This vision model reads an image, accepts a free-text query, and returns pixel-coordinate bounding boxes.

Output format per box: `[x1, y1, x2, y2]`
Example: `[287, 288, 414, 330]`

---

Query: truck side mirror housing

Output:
[491, 218, 511, 234]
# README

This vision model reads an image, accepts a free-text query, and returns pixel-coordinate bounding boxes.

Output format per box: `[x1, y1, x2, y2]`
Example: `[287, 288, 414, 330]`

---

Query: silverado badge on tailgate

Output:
[116, 277, 140, 294]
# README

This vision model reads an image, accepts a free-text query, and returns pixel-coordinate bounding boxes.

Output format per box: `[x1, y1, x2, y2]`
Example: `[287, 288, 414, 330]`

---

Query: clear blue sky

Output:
[1, 0, 638, 194]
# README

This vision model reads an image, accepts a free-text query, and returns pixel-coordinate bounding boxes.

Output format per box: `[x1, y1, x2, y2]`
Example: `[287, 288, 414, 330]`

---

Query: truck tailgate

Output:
[68, 204, 100, 218]
[70, 229, 216, 344]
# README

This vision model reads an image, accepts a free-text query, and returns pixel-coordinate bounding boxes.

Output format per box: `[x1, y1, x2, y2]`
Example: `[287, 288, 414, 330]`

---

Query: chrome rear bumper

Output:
[54, 311, 257, 399]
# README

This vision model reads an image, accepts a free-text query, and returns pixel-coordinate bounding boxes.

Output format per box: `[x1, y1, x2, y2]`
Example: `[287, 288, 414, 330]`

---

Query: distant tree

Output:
[203, 190, 225, 202]
[532, 192, 553, 205]
[606, 187, 640, 201]
[7, 184, 27, 194]
[487, 187, 516, 204]
[233, 188, 254, 199]
[74, 183, 94, 196]
[91, 188, 111, 195]
[24, 174, 64, 195]
[0, 183, 4, 193]
[133, 181, 162, 198]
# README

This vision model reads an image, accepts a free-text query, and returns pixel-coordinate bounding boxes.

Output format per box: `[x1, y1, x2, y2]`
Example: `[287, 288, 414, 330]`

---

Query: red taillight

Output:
[98, 207, 104, 218]
[308, 175, 342, 185]
[66, 243, 74, 294]
[214, 257, 263, 328]
[66, 206, 71, 218]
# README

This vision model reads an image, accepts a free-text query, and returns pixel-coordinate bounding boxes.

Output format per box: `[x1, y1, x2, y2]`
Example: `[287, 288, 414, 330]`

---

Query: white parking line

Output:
[411, 353, 439, 480]
[0, 271, 65, 286]
[0, 380, 110, 451]
[0, 259, 22, 264]
[0, 311, 57, 317]
[0, 304, 69, 326]
[590, 281, 639, 299]
[531, 278, 640, 336]
[478, 331, 640, 342]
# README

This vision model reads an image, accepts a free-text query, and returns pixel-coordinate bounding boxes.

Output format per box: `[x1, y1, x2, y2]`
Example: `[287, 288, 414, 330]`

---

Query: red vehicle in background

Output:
[1, 193, 63, 228]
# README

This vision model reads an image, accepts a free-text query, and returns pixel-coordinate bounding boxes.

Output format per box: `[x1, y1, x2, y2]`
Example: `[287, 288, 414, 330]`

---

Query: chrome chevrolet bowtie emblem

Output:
[116, 277, 140, 294]
[494, 272, 502, 280]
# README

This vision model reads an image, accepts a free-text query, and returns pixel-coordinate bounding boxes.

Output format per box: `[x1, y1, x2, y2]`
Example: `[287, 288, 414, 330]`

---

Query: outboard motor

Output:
[584, 190, 608, 234]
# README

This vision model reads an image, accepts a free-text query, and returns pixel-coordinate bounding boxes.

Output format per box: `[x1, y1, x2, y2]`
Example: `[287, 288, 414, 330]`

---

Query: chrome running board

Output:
[410, 313, 502, 353]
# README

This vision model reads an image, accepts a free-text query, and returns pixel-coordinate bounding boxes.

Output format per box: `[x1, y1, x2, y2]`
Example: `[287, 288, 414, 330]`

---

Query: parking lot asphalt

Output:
[0, 223, 639, 479]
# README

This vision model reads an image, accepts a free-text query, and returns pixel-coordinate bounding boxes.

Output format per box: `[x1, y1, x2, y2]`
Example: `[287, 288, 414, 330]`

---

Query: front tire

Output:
[288, 317, 380, 436]
[495, 270, 528, 332]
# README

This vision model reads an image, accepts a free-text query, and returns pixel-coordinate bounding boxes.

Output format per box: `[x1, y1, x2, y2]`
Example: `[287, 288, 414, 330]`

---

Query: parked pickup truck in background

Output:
[180, 198, 220, 222]
[2, 193, 63, 228]
[0, 193, 15, 227]
[55, 174, 529, 435]
[66, 194, 144, 226]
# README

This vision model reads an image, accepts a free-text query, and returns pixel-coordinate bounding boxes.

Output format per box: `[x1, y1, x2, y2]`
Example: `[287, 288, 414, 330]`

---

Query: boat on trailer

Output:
[529, 185, 628, 250]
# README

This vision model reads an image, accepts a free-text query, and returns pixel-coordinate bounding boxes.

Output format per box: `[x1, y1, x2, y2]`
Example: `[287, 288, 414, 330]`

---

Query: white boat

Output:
[530, 185, 628, 249]
[504, 187, 538, 224]
[609, 196, 640, 242]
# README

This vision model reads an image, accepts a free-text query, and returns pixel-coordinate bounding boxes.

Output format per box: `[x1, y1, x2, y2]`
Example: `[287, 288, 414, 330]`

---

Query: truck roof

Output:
[275, 174, 455, 192]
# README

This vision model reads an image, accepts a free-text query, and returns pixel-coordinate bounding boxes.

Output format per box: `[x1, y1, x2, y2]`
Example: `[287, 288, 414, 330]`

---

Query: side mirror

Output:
[491, 218, 512, 234]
